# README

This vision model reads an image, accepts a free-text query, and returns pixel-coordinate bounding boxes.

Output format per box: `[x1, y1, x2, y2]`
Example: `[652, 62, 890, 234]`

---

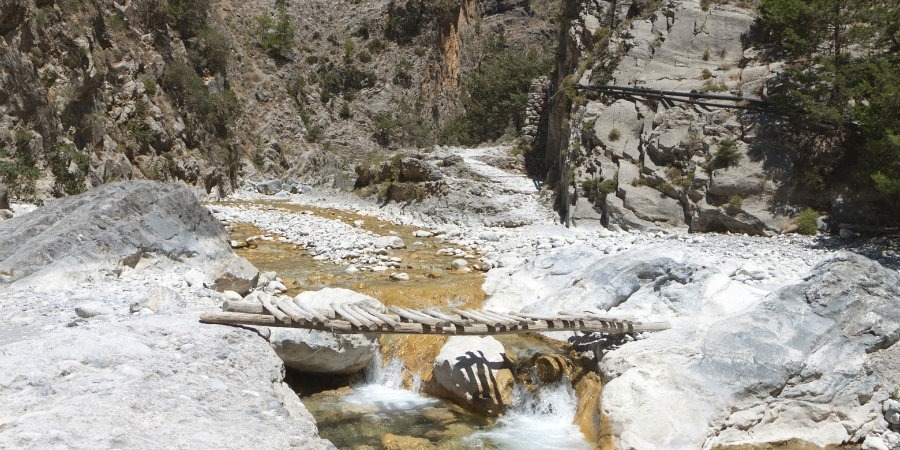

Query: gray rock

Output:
[592, 100, 641, 161]
[620, 185, 685, 225]
[709, 160, 767, 198]
[268, 327, 376, 374]
[602, 253, 900, 449]
[398, 158, 443, 183]
[691, 198, 769, 235]
[840, 227, 860, 239]
[210, 257, 259, 296]
[604, 195, 656, 231]
[862, 436, 890, 450]
[75, 301, 115, 318]
[884, 399, 900, 425]
[451, 258, 469, 270]
[255, 180, 283, 195]
[425, 336, 514, 416]
[288, 183, 312, 194]
[0, 311, 332, 449]
[0, 181, 240, 288]
[571, 197, 604, 229]
[389, 272, 410, 281]
[268, 288, 378, 374]
[617, 161, 641, 186]
[0, 209, 12, 220]
[373, 236, 405, 249]
[131, 286, 185, 314]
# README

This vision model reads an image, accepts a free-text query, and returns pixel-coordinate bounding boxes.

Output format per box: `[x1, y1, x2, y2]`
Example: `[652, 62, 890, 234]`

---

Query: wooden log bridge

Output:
[200, 300, 671, 336]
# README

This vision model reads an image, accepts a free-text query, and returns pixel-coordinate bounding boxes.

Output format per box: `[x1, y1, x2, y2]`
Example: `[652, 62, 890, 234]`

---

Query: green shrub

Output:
[161, 0, 210, 38]
[357, 50, 372, 63]
[125, 98, 153, 147]
[440, 34, 552, 145]
[161, 61, 241, 139]
[608, 128, 622, 141]
[384, 0, 457, 44]
[343, 39, 354, 61]
[581, 176, 618, 201]
[188, 26, 230, 75]
[372, 105, 433, 148]
[339, 102, 352, 119]
[0, 145, 39, 201]
[712, 138, 742, 169]
[701, 69, 713, 80]
[796, 208, 819, 235]
[286, 75, 308, 107]
[319, 65, 376, 103]
[141, 76, 158, 95]
[367, 38, 387, 53]
[726, 195, 743, 215]
[699, 80, 727, 93]
[257, 5, 294, 59]
[393, 59, 414, 87]
[306, 124, 324, 143]
[48, 139, 89, 197]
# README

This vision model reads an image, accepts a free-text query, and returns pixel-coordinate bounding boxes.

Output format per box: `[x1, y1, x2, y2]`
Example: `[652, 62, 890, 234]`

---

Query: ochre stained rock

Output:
[381, 433, 435, 450]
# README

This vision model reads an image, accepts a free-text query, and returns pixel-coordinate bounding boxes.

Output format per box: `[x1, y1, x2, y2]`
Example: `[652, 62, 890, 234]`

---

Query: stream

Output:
[301, 353, 590, 449]
[220, 202, 593, 449]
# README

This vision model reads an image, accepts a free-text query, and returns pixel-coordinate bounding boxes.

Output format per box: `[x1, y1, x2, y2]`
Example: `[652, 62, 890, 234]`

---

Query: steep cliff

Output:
[0, 0, 559, 202]
[543, 0, 898, 234]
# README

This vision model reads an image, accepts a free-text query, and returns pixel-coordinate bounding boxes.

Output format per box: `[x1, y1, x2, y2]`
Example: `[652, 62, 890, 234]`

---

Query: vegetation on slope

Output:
[441, 35, 553, 146]
[757, 0, 900, 221]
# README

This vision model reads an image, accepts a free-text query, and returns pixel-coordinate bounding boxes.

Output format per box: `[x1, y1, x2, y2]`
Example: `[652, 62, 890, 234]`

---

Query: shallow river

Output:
[223, 202, 592, 449]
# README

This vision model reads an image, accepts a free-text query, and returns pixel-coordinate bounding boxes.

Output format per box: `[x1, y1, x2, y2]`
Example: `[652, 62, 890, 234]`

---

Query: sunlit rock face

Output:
[426, 335, 515, 416]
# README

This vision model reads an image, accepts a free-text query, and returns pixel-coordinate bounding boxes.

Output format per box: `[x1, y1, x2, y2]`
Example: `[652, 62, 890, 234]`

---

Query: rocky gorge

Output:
[2, 145, 898, 448]
[1, 0, 899, 448]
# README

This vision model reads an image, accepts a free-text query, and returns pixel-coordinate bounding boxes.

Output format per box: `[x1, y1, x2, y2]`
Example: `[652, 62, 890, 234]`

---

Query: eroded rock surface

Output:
[484, 237, 900, 448]
[0, 180, 256, 291]
[426, 335, 515, 416]
[267, 288, 379, 374]
[0, 180, 330, 449]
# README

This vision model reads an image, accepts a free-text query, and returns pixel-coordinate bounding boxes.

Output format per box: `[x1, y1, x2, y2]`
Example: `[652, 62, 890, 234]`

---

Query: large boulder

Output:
[619, 184, 685, 225]
[691, 198, 770, 235]
[425, 335, 515, 416]
[0, 182, 330, 449]
[267, 288, 378, 374]
[601, 253, 900, 449]
[0, 180, 256, 290]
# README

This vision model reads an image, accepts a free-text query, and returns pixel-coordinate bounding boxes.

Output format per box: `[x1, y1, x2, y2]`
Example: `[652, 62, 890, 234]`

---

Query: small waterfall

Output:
[362, 351, 405, 388]
[342, 353, 438, 411]
[467, 381, 591, 450]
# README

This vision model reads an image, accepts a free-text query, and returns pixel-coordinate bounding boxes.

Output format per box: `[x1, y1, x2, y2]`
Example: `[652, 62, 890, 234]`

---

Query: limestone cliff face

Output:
[543, 0, 808, 235]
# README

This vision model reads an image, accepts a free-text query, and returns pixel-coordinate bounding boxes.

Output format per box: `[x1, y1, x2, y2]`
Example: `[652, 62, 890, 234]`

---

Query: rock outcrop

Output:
[0, 180, 331, 449]
[0, 180, 257, 291]
[425, 335, 515, 416]
[485, 240, 900, 449]
[553, 0, 804, 235]
[267, 288, 378, 374]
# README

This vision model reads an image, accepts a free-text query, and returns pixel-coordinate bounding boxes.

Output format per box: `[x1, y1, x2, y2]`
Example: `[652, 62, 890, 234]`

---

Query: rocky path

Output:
[455, 146, 541, 194]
